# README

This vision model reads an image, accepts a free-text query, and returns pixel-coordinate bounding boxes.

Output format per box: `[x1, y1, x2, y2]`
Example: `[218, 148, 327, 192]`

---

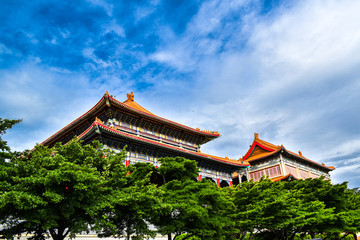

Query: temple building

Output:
[235, 133, 335, 183]
[42, 91, 334, 186]
[42, 91, 249, 187]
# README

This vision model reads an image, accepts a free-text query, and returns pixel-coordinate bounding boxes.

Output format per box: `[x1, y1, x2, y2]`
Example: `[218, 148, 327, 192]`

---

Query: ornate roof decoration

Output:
[104, 91, 111, 106]
[94, 117, 103, 124]
[127, 91, 134, 101]
[196, 128, 220, 135]
[122, 92, 153, 115]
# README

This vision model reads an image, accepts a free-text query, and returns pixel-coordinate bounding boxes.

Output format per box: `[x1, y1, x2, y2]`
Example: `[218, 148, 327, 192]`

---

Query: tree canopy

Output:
[0, 138, 127, 240]
[1, 118, 360, 240]
[232, 178, 360, 240]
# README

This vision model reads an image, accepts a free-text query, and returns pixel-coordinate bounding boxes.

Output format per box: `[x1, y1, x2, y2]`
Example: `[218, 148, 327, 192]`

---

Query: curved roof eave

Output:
[41, 96, 107, 146]
[272, 173, 299, 182]
[247, 146, 334, 171]
[282, 148, 335, 171]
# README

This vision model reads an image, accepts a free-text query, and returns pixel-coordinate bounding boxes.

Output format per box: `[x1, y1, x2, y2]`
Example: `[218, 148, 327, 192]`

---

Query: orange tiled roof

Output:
[121, 93, 220, 138]
[243, 133, 280, 161]
[271, 173, 298, 182]
[245, 149, 281, 162]
[110, 92, 221, 137]
[253, 133, 278, 151]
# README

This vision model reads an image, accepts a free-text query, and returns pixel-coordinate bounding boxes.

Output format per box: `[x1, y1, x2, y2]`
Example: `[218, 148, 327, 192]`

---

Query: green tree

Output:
[258, 181, 333, 240]
[95, 162, 161, 240]
[96, 157, 199, 240]
[288, 178, 360, 239]
[157, 179, 232, 240]
[233, 179, 335, 240]
[150, 157, 232, 240]
[157, 156, 199, 183]
[0, 118, 22, 239]
[0, 138, 127, 240]
[0, 118, 21, 161]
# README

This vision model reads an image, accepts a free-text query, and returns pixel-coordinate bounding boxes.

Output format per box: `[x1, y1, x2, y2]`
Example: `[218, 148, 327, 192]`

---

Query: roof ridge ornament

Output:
[298, 151, 303, 156]
[254, 133, 259, 139]
[195, 128, 219, 134]
[104, 91, 111, 107]
[95, 117, 103, 124]
[127, 91, 134, 101]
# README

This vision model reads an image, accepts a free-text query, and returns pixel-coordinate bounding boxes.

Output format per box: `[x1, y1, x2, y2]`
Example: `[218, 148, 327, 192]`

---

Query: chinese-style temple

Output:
[42, 91, 334, 186]
[42, 91, 249, 187]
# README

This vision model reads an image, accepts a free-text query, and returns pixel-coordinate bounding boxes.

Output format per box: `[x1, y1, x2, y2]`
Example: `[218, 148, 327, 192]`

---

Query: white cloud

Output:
[0, 62, 101, 151]
[330, 162, 360, 188]
[86, 0, 113, 16]
[101, 20, 125, 37]
[134, 0, 160, 22]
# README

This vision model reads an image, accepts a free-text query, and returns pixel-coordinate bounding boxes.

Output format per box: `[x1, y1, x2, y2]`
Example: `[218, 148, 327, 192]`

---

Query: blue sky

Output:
[1, 0, 360, 188]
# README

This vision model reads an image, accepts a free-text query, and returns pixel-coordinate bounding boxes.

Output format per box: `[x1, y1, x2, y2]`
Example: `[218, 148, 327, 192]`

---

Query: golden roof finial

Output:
[254, 133, 259, 139]
[127, 91, 134, 101]
[95, 117, 103, 124]
[105, 90, 110, 96]
[298, 151, 303, 156]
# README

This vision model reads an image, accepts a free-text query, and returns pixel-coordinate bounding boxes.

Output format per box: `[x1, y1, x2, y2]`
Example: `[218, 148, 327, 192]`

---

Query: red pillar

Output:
[198, 175, 202, 181]
[126, 160, 130, 175]
[230, 181, 233, 187]
[217, 178, 220, 187]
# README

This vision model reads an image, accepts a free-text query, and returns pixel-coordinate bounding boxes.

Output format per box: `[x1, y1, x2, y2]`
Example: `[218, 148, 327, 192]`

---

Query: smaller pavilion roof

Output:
[272, 173, 299, 182]
[242, 133, 335, 171]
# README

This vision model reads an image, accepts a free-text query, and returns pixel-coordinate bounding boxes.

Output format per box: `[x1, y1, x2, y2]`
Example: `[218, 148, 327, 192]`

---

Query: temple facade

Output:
[42, 91, 334, 186]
